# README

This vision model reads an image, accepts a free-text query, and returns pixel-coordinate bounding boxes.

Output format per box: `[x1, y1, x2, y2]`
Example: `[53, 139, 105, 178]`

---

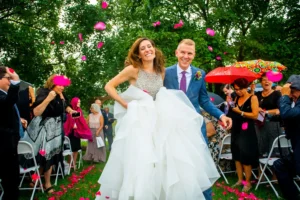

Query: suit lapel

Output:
[171, 65, 179, 89]
[187, 66, 197, 93]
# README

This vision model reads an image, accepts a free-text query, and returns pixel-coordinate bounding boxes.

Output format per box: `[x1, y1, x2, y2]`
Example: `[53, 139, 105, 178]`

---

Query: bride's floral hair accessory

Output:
[53, 75, 71, 86]
[194, 71, 202, 80]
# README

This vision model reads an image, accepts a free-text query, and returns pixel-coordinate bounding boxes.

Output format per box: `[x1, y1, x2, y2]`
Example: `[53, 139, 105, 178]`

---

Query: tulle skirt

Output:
[96, 86, 219, 200]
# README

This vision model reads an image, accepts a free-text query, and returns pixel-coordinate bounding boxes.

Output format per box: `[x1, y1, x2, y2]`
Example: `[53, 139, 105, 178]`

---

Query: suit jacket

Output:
[164, 64, 223, 141]
[279, 95, 300, 174]
[0, 84, 20, 153]
[106, 112, 114, 133]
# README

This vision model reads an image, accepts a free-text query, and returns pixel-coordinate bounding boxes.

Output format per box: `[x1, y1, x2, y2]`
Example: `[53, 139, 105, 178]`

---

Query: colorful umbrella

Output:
[232, 59, 287, 75]
[205, 66, 259, 84]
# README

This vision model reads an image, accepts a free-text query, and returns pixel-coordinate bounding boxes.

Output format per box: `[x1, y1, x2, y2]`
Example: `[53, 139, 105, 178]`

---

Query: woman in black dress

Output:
[229, 78, 259, 192]
[24, 74, 75, 194]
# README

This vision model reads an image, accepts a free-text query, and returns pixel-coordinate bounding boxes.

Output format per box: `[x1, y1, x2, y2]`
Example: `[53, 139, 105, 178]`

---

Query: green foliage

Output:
[1, 0, 299, 106]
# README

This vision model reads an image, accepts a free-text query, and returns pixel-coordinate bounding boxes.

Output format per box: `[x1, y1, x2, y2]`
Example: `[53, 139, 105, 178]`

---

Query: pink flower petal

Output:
[60, 41, 64, 44]
[216, 56, 222, 60]
[31, 173, 39, 181]
[266, 70, 283, 82]
[94, 22, 106, 31]
[208, 46, 213, 52]
[78, 33, 83, 42]
[101, 1, 108, 9]
[222, 191, 227, 195]
[96, 191, 101, 196]
[39, 149, 46, 156]
[179, 19, 184, 25]
[156, 21, 161, 26]
[97, 42, 104, 49]
[105, 196, 110, 199]
[242, 122, 248, 130]
[206, 28, 215, 36]
[48, 197, 55, 200]
[210, 97, 215, 102]
[153, 22, 157, 27]
[50, 41, 55, 45]
[82, 55, 87, 61]
[224, 52, 227, 55]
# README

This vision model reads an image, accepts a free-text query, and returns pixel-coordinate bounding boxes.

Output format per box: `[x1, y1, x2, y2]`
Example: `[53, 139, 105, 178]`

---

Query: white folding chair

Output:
[18, 141, 44, 200]
[255, 135, 292, 198]
[0, 179, 3, 200]
[77, 149, 83, 169]
[217, 134, 235, 184]
[54, 136, 76, 185]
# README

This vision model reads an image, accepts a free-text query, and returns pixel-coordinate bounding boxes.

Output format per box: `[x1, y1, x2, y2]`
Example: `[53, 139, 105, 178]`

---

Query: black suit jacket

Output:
[0, 84, 20, 154]
[106, 112, 114, 133]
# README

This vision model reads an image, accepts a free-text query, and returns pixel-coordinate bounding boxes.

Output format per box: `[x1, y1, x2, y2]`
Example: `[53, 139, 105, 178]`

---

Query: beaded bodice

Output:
[134, 69, 163, 99]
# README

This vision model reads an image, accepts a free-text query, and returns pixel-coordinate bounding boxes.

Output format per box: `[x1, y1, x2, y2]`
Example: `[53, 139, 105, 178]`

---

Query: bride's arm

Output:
[105, 65, 138, 108]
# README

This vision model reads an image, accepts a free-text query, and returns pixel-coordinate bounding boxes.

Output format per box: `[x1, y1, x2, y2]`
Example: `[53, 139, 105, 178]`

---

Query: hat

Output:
[290, 75, 300, 91]
[287, 75, 300, 83]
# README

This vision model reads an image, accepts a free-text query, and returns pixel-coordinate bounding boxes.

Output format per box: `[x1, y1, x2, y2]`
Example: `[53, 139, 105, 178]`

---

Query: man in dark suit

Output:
[0, 66, 24, 200]
[104, 107, 115, 151]
[273, 76, 300, 200]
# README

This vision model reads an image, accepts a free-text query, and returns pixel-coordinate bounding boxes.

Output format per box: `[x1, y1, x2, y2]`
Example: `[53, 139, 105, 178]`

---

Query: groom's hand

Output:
[220, 115, 232, 130]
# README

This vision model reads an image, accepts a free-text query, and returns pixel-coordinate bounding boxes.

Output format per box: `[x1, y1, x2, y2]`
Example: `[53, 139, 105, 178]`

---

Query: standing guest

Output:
[222, 84, 236, 99]
[273, 77, 300, 200]
[229, 78, 259, 192]
[0, 67, 25, 200]
[83, 103, 106, 163]
[94, 99, 108, 135]
[16, 81, 35, 124]
[23, 74, 75, 194]
[64, 97, 93, 169]
[104, 107, 115, 151]
[255, 73, 282, 157]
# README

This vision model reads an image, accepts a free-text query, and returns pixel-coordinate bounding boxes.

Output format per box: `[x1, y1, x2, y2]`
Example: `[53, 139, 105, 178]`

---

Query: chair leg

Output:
[217, 165, 229, 184]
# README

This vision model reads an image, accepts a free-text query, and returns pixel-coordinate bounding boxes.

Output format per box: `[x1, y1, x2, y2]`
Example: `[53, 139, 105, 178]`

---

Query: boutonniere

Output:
[194, 71, 202, 80]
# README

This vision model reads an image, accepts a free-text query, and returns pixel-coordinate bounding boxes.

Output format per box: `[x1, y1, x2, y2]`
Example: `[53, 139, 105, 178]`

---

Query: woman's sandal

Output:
[231, 181, 243, 188]
[242, 184, 252, 192]
[45, 186, 55, 194]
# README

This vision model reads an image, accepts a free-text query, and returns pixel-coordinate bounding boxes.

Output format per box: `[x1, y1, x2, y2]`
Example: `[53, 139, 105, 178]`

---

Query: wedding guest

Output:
[16, 81, 35, 124]
[229, 78, 259, 192]
[255, 73, 282, 157]
[83, 103, 106, 163]
[23, 74, 75, 194]
[64, 97, 93, 169]
[0, 67, 23, 200]
[274, 77, 300, 200]
[104, 107, 115, 151]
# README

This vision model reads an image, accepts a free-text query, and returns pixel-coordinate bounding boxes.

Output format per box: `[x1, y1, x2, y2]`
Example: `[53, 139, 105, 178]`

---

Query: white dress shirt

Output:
[177, 64, 192, 89]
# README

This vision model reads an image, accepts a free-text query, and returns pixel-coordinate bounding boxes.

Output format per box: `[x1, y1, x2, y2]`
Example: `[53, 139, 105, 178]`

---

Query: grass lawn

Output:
[19, 146, 281, 200]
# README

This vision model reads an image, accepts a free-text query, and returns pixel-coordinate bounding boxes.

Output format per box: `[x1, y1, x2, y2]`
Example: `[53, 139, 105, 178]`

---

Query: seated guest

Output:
[229, 78, 259, 192]
[273, 76, 300, 200]
[0, 67, 24, 200]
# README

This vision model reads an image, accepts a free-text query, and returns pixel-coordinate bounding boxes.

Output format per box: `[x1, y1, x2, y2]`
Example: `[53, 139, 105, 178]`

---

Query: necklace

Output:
[262, 90, 273, 97]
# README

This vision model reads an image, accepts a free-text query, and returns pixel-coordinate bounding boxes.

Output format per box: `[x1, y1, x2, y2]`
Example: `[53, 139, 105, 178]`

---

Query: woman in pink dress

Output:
[83, 103, 106, 163]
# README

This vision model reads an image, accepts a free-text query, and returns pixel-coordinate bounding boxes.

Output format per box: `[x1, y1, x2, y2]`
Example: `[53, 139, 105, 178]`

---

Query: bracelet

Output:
[241, 111, 244, 117]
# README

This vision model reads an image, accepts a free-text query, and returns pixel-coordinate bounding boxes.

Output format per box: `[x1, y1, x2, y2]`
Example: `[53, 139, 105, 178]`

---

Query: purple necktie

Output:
[180, 71, 187, 93]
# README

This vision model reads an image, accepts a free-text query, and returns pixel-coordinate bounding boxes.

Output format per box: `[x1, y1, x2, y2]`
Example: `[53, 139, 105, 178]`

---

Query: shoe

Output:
[45, 186, 55, 194]
[242, 184, 252, 192]
[231, 181, 243, 188]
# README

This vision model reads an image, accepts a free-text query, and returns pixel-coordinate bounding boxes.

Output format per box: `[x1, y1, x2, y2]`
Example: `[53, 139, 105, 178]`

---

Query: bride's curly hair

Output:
[125, 37, 165, 74]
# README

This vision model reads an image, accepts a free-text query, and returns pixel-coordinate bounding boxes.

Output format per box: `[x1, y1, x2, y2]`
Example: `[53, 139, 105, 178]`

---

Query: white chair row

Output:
[218, 134, 297, 199]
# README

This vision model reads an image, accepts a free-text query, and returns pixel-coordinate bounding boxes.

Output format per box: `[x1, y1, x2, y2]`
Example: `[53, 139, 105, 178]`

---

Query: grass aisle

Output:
[19, 152, 280, 200]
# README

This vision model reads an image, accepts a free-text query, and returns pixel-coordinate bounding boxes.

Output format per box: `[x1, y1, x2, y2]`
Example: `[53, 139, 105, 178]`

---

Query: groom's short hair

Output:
[177, 39, 195, 49]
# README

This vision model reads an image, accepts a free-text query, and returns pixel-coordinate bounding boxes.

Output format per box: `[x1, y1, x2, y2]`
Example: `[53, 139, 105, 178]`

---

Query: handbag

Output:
[96, 136, 105, 148]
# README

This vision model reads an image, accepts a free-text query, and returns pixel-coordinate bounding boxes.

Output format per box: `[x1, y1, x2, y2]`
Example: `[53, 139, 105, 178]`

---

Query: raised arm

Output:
[105, 65, 138, 108]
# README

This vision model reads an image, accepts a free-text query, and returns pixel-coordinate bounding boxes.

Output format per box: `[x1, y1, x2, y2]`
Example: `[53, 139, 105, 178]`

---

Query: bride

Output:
[95, 38, 220, 200]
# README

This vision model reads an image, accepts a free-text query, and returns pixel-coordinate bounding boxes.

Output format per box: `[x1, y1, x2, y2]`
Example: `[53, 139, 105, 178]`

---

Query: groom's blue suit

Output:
[164, 64, 223, 200]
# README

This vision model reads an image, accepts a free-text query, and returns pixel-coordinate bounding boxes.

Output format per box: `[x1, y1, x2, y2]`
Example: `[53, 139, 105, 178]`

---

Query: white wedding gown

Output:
[95, 85, 220, 200]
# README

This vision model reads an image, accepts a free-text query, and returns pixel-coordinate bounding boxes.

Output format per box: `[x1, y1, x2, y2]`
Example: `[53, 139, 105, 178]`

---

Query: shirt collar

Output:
[0, 88, 7, 94]
[177, 64, 191, 74]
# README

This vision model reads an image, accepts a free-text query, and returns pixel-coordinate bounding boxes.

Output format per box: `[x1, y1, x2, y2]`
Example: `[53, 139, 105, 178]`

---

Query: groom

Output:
[164, 39, 232, 200]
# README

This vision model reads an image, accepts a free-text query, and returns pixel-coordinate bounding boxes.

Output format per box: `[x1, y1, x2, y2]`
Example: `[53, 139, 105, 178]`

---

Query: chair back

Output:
[273, 135, 291, 149]
[64, 136, 72, 152]
[18, 141, 34, 156]
[217, 134, 231, 162]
